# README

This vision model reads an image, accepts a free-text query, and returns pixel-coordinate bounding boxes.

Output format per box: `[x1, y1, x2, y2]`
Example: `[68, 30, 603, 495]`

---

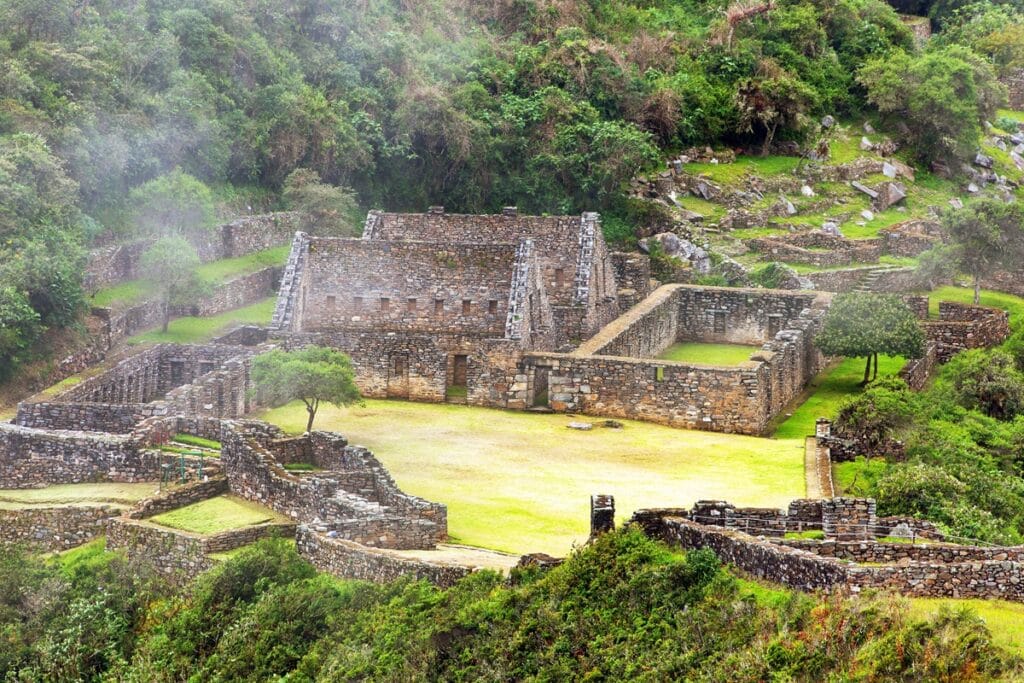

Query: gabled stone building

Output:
[269, 207, 617, 406]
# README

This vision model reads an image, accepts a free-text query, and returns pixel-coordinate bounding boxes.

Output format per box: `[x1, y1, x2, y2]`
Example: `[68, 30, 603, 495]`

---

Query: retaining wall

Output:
[0, 506, 119, 551]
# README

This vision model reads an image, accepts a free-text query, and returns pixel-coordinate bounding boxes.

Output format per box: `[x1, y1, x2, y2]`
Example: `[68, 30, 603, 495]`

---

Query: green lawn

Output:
[658, 342, 759, 365]
[833, 457, 888, 496]
[128, 297, 275, 344]
[684, 154, 801, 185]
[0, 483, 158, 510]
[773, 355, 906, 439]
[90, 246, 287, 309]
[149, 495, 288, 535]
[258, 399, 805, 555]
[910, 598, 1024, 656]
[998, 109, 1024, 123]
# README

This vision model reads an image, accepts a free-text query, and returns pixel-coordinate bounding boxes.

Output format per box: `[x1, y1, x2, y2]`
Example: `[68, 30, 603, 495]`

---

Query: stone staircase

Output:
[856, 266, 900, 293]
[269, 232, 309, 330]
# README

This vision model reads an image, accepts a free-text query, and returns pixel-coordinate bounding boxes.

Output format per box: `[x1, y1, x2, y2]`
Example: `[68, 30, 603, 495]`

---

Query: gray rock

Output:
[967, 183, 980, 193]
[851, 181, 879, 199]
[1011, 133, 1024, 145]
[822, 115, 836, 128]
[874, 182, 907, 211]
[822, 220, 843, 237]
[1014, 143, 1024, 155]
[882, 162, 897, 179]
[996, 139, 1008, 152]
[949, 198, 964, 210]
[639, 232, 712, 274]
[861, 209, 875, 221]
[860, 136, 873, 151]
[975, 152, 994, 168]
[567, 421, 593, 431]
[776, 196, 797, 216]
[695, 180, 716, 200]
[801, 184, 815, 197]
[1011, 151, 1024, 171]
[863, 121, 876, 134]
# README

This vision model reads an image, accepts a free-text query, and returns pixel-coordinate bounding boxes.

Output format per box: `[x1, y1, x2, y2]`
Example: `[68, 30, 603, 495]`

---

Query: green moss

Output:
[684, 155, 801, 186]
[657, 342, 758, 365]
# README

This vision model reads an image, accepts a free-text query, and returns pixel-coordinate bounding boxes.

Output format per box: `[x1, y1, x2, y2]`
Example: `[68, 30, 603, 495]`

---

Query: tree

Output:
[0, 286, 41, 379]
[139, 236, 203, 333]
[815, 293, 925, 384]
[857, 46, 1005, 165]
[282, 168, 359, 236]
[939, 348, 1024, 419]
[128, 169, 216, 239]
[250, 347, 362, 432]
[734, 60, 816, 156]
[943, 198, 1024, 304]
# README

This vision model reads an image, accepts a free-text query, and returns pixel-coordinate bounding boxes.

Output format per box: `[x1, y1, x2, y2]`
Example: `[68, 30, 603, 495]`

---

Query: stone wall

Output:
[1003, 68, 1024, 110]
[926, 301, 1010, 362]
[296, 238, 523, 337]
[15, 401, 149, 433]
[84, 212, 304, 291]
[171, 266, 279, 318]
[746, 233, 883, 267]
[220, 422, 444, 549]
[899, 342, 938, 390]
[296, 527, 472, 588]
[0, 506, 119, 551]
[803, 266, 919, 293]
[610, 251, 652, 311]
[675, 286, 821, 346]
[106, 518, 213, 582]
[634, 509, 1024, 602]
[127, 477, 228, 519]
[879, 219, 941, 258]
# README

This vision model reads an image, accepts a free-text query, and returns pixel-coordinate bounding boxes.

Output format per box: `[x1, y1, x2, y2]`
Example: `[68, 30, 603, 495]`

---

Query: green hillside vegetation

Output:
[2, 535, 1020, 680]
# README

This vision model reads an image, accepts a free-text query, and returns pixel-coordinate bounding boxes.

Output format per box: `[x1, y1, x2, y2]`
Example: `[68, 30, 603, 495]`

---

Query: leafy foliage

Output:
[943, 199, 1024, 303]
[139, 236, 204, 333]
[251, 346, 362, 432]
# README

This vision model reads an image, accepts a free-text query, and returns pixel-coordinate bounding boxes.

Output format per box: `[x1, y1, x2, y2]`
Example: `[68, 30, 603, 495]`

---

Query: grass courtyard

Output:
[127, 297, 275, 344]
[258, 399, 805, 555]
[150, 495, 289, 535]
[657, 342, 758, 365]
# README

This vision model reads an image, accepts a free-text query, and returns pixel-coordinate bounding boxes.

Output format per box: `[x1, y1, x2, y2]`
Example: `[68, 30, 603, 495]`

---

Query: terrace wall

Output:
[296, 527, 472, 588]
[1003, 68, 1024, 110]
[0, 506, 119, 552]
[84, 212, 304, 291]
[926, 301, 1009, 362]
[746, 233, 883, 267]
[105, 518, 213, 582]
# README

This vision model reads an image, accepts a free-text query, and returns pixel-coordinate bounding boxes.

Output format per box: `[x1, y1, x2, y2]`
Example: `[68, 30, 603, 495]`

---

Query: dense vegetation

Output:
[1, 533, 1019, 681]
[835, 320, 1024, 544]
[6, 0, 1020, 376]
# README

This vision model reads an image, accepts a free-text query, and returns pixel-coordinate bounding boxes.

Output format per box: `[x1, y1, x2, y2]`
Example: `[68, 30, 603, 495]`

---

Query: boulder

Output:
[821, 115, 836, 129]
[882, 162, 897, 178]
[974, 152, 994, 168]
[638, 233, 712, 274]
[874, 182, 907, 211]
[861, 209, 875, 221]
[822, 220, 843, 237]
[851, 181, 879, 199]
[860, 136, 873, 151]
[863, 121, 876, 134]
[801, 184, 815, 197]
[567, 422, 593, 431]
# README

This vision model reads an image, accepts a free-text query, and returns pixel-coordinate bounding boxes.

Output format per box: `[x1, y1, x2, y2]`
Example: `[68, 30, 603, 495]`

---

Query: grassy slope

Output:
[128, 297, 275, 344]
[773, 355, 906, 439]
[923, 286, 1024, 323]
[258, 399, 805, 555]
[910, 598, 1024, 656]
[91, 246, 288, 309]
[658, 342, 759, 365]
[150, 495, 288, 535]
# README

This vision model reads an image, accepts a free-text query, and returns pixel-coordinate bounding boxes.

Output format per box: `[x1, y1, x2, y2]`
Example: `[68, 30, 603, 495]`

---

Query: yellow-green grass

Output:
[684, 154, 800, 185]
[258, 399, 805, 555]
[833, 457, 888, 496]
[910, 598, 1024, 655]
[149, 495, 289, 535]
[998, 109, 1024, 123]
[773, 355, 906, 440]
[657, 342, 759, 365]
[923, 286, 1024, 324]
[0, 483, 157, 510]
[128, 297, 275, 344]
[90, 247, 288, 309]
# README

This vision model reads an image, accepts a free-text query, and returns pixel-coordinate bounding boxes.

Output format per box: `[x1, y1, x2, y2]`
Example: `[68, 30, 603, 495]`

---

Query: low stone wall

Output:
[778, 538, 1024, 564]
[746, 234, 883, 267]
[221, 422, 443, 549]
[128, 477, 228, 519]
[899, 342, 938, 390]
[202, 522, 297, 553]
[0, 506, 119, 551]
[106, 518, 213, 582]
[926, 301, 1009, 362]
[171, 267, 279, 318]
[635, 510, 1024, 602]
[880, 220, 941, 258]
[15, 402, 149, 433]
[295, 527, 471, 588]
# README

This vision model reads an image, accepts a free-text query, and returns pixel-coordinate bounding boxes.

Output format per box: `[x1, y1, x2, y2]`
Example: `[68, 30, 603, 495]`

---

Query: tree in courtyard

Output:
[815, 292, 925, 384]
[250, 347, 361, 432]
[139, 236, 204, 333]
[942, 198, 1024, 304]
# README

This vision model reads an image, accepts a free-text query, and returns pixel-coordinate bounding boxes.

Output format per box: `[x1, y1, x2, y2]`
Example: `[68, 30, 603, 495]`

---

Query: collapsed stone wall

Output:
[0, 506, 120, 552]
[746, 233, 883, 267]
[803, 267, 919, 294]
[220, 422, 444, 549]
[296, 527, 471, 589]
[926, 301, 1010, 362]
[879, 219, 941, 258]
[84, 212, 304, 291]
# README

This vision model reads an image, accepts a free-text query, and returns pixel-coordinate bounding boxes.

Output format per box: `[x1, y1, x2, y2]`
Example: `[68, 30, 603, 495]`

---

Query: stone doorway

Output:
[446, 354, 468, 403]
[387, 354, 409, 399]
[532, 366, 550, 407]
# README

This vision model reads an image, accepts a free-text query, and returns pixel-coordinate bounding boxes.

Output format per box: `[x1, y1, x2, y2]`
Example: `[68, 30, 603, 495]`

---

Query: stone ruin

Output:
[268, 207, 833, 435]
[0, 336, 499, 587]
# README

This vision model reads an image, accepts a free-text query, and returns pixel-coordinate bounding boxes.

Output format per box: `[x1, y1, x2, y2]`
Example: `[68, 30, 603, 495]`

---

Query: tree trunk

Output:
[305, 406, 316, 433]
[974, 274, 981, 305]
[872, 353, 879, 380]
[863, 355, 872, 385]
[762, 122, 777, 157]
[161, 300, 170, 333]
